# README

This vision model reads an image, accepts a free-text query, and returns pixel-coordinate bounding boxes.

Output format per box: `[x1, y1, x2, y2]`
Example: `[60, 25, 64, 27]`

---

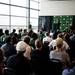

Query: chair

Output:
[49, 59, 63, 75]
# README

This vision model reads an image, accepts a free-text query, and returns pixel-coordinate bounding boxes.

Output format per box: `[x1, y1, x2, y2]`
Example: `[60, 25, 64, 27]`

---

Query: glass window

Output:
[31, 0, 39, 2]
[30, 1, 38, 9]
[30, 10, 38, 18]
[35, 0, 39, 1]
[30, 18, 38, 26]
[11, 0, 27, 7]
[11, 17, 26, 25]
[0, 16, 9, 25]
[0, 4, 9, 15]
[11, 6, 27, 17]
[30, 18, 38, 32]
[0, 0, 9, 3]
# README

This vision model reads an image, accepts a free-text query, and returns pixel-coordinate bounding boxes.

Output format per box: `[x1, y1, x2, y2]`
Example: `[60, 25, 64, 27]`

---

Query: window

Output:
[11, 6, 27, 17]
[11, 0, 27, 7]
[0, 0, 9, 3]
[30, 1, 38, 9]
[30, 18, 38, 32]
[30, 10, 38, 18]
[0, 0, 39, 32]
[30, 18, 38, 26]
[0, 16, 9, 25]
[0, 4, 9, 15]
[11, 17, 26, 25]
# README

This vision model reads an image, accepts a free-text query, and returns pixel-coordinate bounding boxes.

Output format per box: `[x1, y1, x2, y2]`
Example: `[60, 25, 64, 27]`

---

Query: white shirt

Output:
[49, 39, 69, 50]
[50, 50, 70, 63]
[43, 36, 52, 43]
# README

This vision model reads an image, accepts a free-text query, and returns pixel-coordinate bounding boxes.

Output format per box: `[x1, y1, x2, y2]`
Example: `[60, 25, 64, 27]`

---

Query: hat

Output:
[16, 41, 27, 52]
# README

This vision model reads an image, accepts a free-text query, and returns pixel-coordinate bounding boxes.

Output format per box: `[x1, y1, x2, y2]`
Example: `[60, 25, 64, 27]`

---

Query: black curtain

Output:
[38, 16, 53, 32]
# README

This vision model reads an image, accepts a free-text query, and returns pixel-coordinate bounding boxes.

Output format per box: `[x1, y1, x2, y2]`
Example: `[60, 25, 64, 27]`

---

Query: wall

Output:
[39, 0, 75, 16]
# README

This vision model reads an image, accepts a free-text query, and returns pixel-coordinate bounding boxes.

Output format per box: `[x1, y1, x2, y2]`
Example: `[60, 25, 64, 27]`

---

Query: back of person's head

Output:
[31, 33, 38, 40]
[24, 29, 27, 32]
[28, 25, 32, 29]
[13, 29, 16, 33]
[35, 39, 42, 49]
[56, 38, 63, 48]
[46, 32, 50, 36]
[5, 30, 9, 35]
[28, 29, 33, 37]
[11, 36, 18, 45]
[24, 36, 30, 45]
[5, 36, 11, 43]
[0, 29, 3, 36]
[0, 29, 3, 33]
[16, 41, 26, 53]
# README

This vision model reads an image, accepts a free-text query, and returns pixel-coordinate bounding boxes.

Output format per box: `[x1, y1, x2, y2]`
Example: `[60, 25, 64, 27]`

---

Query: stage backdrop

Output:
[38, 16, 73, 32]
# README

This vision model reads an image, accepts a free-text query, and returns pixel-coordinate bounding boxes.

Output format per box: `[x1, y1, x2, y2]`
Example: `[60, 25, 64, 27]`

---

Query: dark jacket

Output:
[1, 43, 16, 59]
[31, 48, 50, 75]
[6, 52, 32, 75]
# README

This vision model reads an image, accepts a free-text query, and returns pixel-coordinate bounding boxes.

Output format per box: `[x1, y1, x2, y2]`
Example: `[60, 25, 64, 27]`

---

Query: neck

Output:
[56, 47, 62, 51]
[36, 47, 42, 51]
[23, 52, 31, 60]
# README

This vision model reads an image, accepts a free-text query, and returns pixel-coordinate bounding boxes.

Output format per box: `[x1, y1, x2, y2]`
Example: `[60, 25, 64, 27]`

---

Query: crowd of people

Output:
[0, 28, 75, 75]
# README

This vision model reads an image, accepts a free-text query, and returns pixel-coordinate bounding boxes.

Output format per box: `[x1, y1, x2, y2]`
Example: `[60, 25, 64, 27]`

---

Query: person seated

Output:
[6, 40, 32, 75]
[31, 39, 50, 75]
[1, 36, 17, 60]
[0, 30, 9, 44]
[49, 38, 70, 68]
[49, 33, 69, 51]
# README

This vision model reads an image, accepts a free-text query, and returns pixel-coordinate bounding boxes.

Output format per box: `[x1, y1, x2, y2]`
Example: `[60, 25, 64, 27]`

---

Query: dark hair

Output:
[46, 32, 49, 36]
[0, 29, 3, 36]
[5, 30, 9, 35]
[11, 36, 18, 45]
[24, 29, 27, 32]
[31, 33, 38, 40]
[13, 29, 16, 33]
[35, 39, 42, 49]
[24, 36, 30, 44]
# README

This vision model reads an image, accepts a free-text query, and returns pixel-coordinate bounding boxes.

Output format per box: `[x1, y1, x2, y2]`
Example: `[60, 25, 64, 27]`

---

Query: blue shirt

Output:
[62, 67, 75, 75]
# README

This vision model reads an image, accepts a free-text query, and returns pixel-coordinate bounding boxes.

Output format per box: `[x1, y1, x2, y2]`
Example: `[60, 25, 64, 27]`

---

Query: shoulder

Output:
[7, 55, 16, 62]
[26, 46, 31, 50]
[6, 55, 16, 67]
[62, 68, 70, 75]
[50, 51, 55, 55]
[1, 44, 7, 47]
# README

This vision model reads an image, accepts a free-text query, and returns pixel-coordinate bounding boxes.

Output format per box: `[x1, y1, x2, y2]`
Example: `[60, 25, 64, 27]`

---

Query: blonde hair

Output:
[56, 38, 63, 48]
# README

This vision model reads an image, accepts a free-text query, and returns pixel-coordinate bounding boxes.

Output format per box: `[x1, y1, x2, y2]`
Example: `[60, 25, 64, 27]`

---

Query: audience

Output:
[0, 28, 75, 75]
